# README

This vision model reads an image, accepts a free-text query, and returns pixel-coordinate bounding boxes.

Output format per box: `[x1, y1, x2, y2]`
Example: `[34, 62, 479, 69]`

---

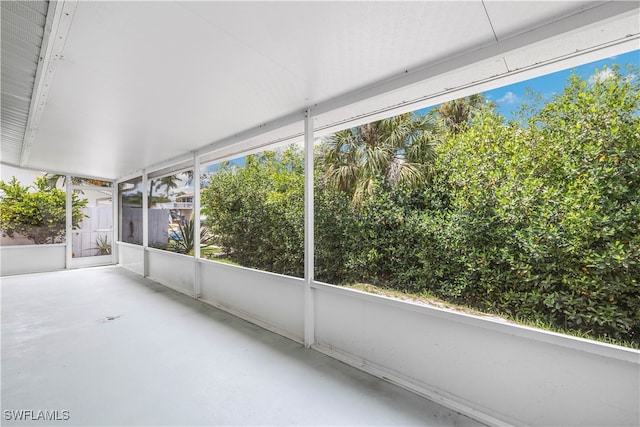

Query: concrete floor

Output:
[2, 266, 483, 426]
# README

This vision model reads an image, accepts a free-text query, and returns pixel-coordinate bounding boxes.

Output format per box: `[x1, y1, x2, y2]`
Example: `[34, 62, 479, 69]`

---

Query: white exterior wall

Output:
[312, 282, 640, 427]
[199, 260, 304, 343]
[146, 248, 194, 296]
[0, 244, 66, 276]
[117, 242, 144, 276]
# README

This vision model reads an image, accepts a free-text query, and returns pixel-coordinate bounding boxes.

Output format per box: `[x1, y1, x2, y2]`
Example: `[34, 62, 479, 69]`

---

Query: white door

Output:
[68, 186, 115, 268]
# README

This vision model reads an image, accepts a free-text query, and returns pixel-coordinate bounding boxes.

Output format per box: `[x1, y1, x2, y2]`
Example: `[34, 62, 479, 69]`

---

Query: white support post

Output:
[304, 109, 315, 348]
[112, 183, 118, 265]
[193, 152, 202, 298]
[65, 176, 72, 269]
[142, 171, 149, 277]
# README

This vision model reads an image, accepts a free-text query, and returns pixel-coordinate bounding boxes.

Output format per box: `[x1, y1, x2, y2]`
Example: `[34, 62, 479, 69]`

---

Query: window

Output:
[199, 144, 304, 277]
[119, 177, 143, 245]
[148, 170, 194, 253]
[312, 52, 640, 348]
[0, 166, 76, 246]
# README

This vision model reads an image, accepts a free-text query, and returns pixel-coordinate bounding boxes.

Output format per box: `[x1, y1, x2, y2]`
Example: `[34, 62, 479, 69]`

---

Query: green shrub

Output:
[201, 147, 304, 277]
[0, 177, 87, 244]
[424, 67, 640, 342]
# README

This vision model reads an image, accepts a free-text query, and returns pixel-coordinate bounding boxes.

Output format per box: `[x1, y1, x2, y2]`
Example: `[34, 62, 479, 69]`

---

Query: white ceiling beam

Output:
[20, 0, 78, 167]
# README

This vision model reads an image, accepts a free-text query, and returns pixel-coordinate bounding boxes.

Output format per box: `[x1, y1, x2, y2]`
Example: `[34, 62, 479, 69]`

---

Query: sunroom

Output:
[1, 1, 639, 426]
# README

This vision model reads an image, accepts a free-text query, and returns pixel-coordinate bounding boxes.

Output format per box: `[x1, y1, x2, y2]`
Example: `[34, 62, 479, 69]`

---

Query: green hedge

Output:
[201, 149, 305, 278]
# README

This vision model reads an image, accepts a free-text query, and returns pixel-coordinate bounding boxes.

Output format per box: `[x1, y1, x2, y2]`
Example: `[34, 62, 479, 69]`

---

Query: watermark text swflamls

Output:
[3, 409, 70, 421]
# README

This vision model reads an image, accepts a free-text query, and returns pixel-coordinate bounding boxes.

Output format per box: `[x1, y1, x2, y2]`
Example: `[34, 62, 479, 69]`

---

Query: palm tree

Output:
[184, 170, 194, 186]
[433, 94, 492, 134]
[316, 113, 439, 206]
[158, 175, 180, 197]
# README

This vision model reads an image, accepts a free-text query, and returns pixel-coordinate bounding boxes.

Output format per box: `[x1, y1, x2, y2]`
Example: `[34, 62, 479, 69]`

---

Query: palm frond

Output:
[316, 112, 440, 206]
[169, 216, 215, 255]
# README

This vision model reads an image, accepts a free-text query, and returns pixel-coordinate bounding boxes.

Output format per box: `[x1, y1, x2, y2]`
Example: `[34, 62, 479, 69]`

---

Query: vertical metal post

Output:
[142, 171, 149, 277]
[304, 109, 315, 348]
[65, 176, 72, 269]
[112, 182, 118, 265]
[193, 152, 202, 298]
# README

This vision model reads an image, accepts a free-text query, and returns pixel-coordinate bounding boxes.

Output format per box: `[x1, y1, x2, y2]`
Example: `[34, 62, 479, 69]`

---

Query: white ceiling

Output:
[1, 1, 638, 180]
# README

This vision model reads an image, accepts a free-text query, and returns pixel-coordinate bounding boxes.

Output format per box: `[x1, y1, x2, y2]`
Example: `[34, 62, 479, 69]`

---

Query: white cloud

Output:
[589, 68, 615, 84]
[497, 91, 520, 105]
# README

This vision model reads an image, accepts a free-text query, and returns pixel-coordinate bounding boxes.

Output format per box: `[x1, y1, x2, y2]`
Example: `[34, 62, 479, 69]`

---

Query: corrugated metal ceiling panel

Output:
[0, 0, 49, 166]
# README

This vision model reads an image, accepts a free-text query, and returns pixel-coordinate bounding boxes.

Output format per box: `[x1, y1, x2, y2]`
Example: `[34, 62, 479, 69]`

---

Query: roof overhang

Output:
[1, 1, 638, 180]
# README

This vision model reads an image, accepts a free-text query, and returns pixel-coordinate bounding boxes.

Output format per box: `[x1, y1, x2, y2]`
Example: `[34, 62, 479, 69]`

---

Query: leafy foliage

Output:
[316, 113, 439, 206]
[43, 174, 111, 189]
[431, 94, 492, 134]
[151, 174, 181, 197]
[0, 177, 87, 244]
[417, 67, 640, 342]
[169, 216, 214, 255]
[201, 147, 304, 277]
[91, 235, 112, 255]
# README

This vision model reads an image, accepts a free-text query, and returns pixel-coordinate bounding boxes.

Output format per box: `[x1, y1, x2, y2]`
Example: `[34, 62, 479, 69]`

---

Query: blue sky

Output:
[413, 50, 639, 119]
[484, 50, 639, 120]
